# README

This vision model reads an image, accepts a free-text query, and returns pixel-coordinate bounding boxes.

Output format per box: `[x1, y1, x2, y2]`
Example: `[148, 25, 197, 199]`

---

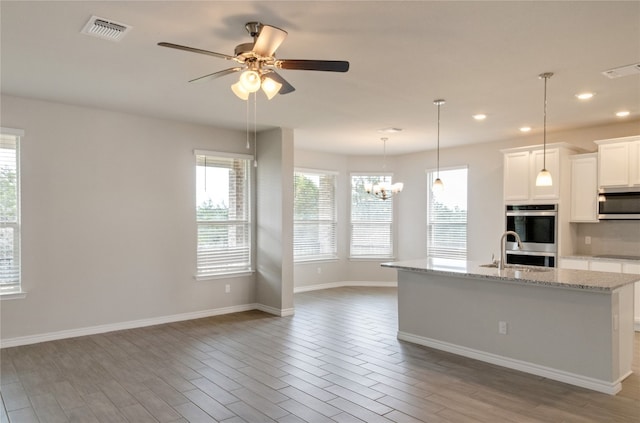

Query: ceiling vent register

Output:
[81, 16, 131, 41]
[602, 63, 640, 79]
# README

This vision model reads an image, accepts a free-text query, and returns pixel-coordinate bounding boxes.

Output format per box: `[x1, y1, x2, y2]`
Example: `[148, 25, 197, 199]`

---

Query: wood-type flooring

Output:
[1, 287, 639, 422]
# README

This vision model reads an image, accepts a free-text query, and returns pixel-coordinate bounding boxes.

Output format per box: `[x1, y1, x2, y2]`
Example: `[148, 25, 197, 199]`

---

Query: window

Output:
[195, 150, 252, 278]
[0, 129, 22, 295]
[427, 166, 468, 259]
[294, 169, 337, 262]
[350, 174, 394, 258]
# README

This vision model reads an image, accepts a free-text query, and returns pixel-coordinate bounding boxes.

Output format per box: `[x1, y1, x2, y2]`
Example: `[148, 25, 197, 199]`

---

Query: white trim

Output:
[194, 270, 254, 281]
[397, 331, 625, 395]
[0, 291, 27, 300]
[194, 149, 253, 160]
[295, 167, 339, 176]
[255, 303, 295, 317]
[1, 304, 257, 349]
[0, 127, 25, 136]
[294, 280, 397, 293]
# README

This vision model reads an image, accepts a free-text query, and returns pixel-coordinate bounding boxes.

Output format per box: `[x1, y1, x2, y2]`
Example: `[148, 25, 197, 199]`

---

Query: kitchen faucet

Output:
[500, 231, 523, 270]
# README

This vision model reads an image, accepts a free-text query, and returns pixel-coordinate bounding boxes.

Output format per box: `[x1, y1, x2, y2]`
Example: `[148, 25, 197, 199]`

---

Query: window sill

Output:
[0, 291, 27, 300]
[349, 257, 396, 262]
[294, 257, 339, 264]
[195, 270, 254, 281]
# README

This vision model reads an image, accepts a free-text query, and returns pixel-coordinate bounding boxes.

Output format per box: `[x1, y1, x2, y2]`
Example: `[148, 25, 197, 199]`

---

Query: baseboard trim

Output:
[255, 303, 295, 317]
[397, 331, 623, 395]
[294, 280, 397, 293]
[1, 304, 258, 349]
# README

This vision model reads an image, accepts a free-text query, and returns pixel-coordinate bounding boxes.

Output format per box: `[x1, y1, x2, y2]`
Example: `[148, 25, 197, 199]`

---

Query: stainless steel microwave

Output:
[598, 188, 640, 220]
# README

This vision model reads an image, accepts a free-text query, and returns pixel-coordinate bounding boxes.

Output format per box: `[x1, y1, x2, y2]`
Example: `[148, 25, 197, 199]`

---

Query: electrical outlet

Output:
[225, 284, 230, 294]
[498, 321, 508, 335]
[317, 267, 322, 274]
[585, 236, 591, 245]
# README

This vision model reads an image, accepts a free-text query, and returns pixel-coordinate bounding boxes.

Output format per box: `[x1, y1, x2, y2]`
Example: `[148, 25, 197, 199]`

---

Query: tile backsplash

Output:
[575, 221, 640, 256]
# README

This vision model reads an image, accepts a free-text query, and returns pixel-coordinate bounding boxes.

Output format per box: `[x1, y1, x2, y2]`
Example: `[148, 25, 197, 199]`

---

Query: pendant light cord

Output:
[543, 75, 547, 169]
[436, 103, 441, 178]
[253, 92, 258, 167]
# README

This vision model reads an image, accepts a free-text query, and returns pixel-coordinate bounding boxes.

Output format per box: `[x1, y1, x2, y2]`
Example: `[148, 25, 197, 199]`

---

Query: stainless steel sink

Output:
[480, 263, 552, 272]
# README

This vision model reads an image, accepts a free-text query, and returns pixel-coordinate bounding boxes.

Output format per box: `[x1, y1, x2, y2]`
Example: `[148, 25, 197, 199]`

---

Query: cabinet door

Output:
[570, 155, 598, 222]
[531, 148, 560, 200]
[589, 260, 622, 273]
[559, 258, 589, 270]
[504, 151, 530, 201]
[599, 142, 629, 187]
[630, 142, 640, 186]
[621, 263, 640, 326]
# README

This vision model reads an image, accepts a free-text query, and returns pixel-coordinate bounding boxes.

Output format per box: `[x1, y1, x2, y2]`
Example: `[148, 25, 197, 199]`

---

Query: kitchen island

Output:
[382, 258, 639, 395]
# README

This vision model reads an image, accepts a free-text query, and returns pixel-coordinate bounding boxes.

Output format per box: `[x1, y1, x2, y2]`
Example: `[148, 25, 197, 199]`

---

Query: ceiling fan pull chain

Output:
[253, 93, 258, 167]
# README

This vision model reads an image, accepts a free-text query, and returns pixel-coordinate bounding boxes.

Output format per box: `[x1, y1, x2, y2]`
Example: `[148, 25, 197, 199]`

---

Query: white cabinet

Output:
[503, 151, 530, 201]
[502, 144, 570, 203]
[559, 258, 589, 270]
[589, 260, 622, 273]
[596, 135, 640, 188]
[569, 153, 598, 222]
[559, 258, 640, 331]
[530, 148, 560, 200]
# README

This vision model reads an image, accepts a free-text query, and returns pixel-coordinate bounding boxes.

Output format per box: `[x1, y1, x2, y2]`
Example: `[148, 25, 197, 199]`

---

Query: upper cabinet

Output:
[569, 153, 598, 222]
[596, 135, 640, 188]
[501, 143, 577, 203]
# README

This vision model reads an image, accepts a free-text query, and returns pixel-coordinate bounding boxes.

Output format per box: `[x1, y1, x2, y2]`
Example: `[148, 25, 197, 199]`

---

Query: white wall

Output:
[256, 128, 294, 314]
[0, 95, 257, 341]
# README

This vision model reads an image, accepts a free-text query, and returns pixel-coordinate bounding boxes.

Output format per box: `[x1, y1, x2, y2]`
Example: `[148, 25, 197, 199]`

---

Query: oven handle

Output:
[506, 250, 556, 257]
[506, 211, 558, 217]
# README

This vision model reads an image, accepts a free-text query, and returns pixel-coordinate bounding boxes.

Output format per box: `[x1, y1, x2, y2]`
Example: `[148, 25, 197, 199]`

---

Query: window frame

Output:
[349, 172, 395, 260]
[194, 149, 253, 280]
[0, 127, 24, 298]
[293, 168, 338, 263]
[426, 165, 469, 260]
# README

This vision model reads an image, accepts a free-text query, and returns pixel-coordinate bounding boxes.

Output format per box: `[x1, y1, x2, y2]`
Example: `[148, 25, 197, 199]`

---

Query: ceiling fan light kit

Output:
[159, 21, 349, 100]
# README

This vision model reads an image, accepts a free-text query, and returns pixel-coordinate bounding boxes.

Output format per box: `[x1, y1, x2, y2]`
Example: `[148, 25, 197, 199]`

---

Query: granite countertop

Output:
[381, 258, 640, 292]
[562, 254, 640, 263]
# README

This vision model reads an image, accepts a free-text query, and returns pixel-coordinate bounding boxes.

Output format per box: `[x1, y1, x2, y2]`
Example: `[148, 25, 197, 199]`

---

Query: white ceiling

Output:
[1, 1, 639, 155]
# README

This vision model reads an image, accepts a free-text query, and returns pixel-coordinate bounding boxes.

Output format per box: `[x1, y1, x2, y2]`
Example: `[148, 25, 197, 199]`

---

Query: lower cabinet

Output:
[559, 258, 640, 331]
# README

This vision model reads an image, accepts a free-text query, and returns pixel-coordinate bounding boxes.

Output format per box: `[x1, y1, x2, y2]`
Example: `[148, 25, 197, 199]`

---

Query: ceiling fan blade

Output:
[276, 59, 350, 72]
[189, 67, 243, 83]
[267, 72, 296, 94]
[158, 42, 235, 60]
[252, 25, 288, 57]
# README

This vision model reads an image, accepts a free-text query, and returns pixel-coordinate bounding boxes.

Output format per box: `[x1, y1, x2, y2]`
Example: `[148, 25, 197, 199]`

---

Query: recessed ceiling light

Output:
[520, 126, 532, 132]
[472, 114, 487, 121]
[575, 92, 595, 100]
[616, 111, 630, 117]
[377, 127, 403, 133]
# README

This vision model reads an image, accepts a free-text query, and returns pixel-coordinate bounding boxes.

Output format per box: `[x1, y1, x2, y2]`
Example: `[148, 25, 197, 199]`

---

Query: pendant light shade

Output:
[433, 99, 445, 191]
[536, 72, 553, 187]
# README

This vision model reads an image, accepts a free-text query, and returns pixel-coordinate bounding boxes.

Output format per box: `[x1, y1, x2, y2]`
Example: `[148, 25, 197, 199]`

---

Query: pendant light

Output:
[433, 99, 445, 192]
[535, 72, 553, 187]
[364, 137, 404, 200]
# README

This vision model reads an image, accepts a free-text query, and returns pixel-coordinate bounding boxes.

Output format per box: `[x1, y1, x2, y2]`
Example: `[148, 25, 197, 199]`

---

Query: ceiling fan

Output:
[158, 22, 350, 99]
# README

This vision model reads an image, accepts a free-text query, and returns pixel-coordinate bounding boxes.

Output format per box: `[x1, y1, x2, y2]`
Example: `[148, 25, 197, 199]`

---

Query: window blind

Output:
[0, 132, 21, 294]
[427, 167, 468, 259]
[350, 174, 393, 258]
[195, 152, 251, 277]
[294, 170, 337, 261]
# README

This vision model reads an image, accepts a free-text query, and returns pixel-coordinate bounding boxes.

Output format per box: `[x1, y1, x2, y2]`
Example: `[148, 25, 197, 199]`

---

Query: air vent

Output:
[81, 16, 131, 41]
[602, 63, 640, 79]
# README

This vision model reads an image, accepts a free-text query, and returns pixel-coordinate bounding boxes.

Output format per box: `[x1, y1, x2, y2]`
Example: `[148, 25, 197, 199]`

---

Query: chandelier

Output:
[364, 137, 404, 200]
